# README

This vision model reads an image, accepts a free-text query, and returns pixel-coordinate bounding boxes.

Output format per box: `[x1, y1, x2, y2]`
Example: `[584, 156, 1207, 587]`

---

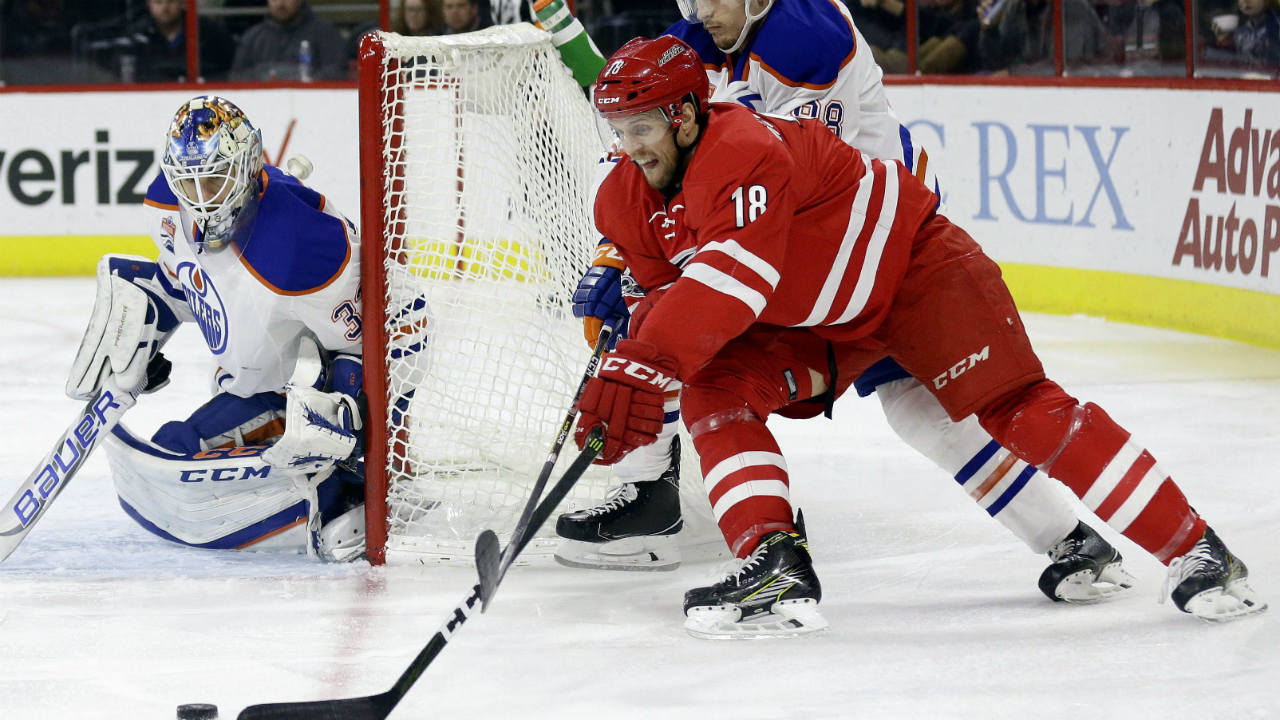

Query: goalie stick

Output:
[0, 377, 139, 562]
[234, 430, 605, 720]
[477, 322, 615, 609]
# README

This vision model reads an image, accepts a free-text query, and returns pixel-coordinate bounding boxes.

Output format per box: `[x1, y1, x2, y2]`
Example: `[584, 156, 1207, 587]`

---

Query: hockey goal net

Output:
[357, 26, 723, 566]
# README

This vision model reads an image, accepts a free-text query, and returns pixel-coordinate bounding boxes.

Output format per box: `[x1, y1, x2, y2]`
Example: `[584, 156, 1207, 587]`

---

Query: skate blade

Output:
[553, 537, 681, 572]
[684, 598, 829, 640]
[1184, 580, 1269, 623]
[1055, 562, 1136, 604]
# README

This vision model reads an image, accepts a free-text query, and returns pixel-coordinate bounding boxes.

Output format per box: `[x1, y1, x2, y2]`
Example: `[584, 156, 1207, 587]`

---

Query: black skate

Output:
[1165, 527, 1267, 622]
[1038, 521, 1135, 603]
[554, 437, 683, 571]
[683, 529, 827, 639]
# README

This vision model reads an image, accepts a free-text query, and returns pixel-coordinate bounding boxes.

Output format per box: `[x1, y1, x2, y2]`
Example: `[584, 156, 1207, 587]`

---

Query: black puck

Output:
[176, 703, 219, 719]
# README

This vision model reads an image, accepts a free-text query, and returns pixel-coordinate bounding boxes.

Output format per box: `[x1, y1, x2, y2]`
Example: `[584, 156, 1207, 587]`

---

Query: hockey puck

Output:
[176, 703, 219, 719]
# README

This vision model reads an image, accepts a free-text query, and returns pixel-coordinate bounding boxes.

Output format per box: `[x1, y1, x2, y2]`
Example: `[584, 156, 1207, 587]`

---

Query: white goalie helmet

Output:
[160, 95, 264, 251]
[675, 0, 776, 54]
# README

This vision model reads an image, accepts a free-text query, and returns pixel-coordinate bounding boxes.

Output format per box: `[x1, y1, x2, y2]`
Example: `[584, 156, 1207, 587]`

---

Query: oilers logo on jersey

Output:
[177, 261, 228, 354]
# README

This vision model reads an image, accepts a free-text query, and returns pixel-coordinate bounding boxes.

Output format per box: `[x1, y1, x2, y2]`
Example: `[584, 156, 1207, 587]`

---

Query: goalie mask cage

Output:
[358, 26, 723, 566]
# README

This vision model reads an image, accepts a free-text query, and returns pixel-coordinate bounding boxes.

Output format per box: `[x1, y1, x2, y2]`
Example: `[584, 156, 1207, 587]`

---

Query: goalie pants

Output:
[683, 214, 1206, 562]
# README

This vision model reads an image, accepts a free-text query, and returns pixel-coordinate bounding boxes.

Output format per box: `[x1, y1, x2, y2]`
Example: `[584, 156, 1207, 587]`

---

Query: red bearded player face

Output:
[608, 108, 687, 192]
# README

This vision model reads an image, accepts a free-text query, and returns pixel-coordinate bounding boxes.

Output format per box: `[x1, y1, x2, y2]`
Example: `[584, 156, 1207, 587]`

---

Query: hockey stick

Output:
[476, 322, 614, 609]
[234, 430, 605, 720]
[0, 377, 139, 562]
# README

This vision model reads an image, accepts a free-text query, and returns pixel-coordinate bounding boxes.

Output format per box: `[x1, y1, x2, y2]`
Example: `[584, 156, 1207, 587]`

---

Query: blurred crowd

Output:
[0, 0, 1275, 85]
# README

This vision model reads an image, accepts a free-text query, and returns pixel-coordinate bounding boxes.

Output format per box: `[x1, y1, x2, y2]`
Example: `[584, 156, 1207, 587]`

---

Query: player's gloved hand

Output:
[574, 339, 676, 465]
[263, 339, 364, 474]
[572, 240, 629, 350]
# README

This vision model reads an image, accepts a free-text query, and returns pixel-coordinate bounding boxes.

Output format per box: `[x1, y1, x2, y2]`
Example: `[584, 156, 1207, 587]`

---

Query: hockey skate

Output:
[316, 502, 366, 563]
[554, 437, 683, 571]
[1038, 521, 1135, 603]
[683, 529, 827, 639]
[1164, 527, 1267, 622]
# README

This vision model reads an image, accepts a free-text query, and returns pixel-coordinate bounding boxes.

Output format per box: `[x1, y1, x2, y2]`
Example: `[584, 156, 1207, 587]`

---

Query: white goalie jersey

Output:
[140, 167, 363, 396]
[98, 168, 364, 551]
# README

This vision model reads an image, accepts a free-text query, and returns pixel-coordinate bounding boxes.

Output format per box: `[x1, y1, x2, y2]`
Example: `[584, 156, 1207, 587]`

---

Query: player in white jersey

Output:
[65, 96, 402, 562]
[556, 0, 1135, 606]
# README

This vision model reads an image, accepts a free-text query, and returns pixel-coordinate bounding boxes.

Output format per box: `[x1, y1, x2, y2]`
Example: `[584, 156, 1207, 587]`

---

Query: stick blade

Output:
[474, 529, 502, 611]
[237, 693, 394, 720]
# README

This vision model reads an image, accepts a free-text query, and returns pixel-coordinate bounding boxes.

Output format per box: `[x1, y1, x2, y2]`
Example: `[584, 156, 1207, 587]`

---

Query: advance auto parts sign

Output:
[1173, 108, 1280, 282]
[0, 89, 358, 236]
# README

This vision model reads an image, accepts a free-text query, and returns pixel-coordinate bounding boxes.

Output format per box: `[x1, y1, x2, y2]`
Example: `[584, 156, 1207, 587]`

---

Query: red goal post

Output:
[356, 25, 618, 565]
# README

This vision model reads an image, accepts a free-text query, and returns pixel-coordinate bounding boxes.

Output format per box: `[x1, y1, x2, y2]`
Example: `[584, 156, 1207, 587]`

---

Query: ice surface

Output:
[1, 278, 1276, 719]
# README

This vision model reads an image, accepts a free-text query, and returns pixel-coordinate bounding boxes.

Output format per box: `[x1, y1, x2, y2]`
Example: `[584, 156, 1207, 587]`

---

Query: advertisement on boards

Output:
[0, 89, 359, 238]
[889, 85, 1280, 297]
[4, 84, 1280, 308]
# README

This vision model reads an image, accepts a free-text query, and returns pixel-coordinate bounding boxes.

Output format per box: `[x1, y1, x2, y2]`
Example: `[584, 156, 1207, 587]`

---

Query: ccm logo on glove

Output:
[599, 356, 675, 390]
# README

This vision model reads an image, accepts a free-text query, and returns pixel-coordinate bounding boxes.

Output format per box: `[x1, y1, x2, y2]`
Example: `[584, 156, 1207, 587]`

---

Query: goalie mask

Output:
[675, 0, 776, 54]
[160, 96, 264, 252]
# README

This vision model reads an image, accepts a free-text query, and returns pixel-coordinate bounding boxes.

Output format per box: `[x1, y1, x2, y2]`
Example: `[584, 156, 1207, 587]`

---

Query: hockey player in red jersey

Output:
[576, 35, 1267, 638]
[559, 0, 1133, 611]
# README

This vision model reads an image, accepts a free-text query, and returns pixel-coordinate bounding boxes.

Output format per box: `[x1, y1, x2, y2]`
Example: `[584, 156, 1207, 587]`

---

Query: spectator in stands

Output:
[123, 0, 235, 82]
[1099, 0, 1186, 64]
[441, 0, 485, 33]
[845, 0, 909, 73]
[916, 0, 983, 72]
[230, 0, 345, 80]
[221, 0, 268, 41]
[480, 0, 531, 26]
[397, 0, 443, 34]
[978, 0, 1109, 71]
[1230, 0, 1280, 67]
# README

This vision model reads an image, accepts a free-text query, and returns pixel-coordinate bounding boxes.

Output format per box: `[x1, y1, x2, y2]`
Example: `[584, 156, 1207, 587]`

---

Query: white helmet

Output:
[160, 96, 264, 251]
[676, 0, 776, 54]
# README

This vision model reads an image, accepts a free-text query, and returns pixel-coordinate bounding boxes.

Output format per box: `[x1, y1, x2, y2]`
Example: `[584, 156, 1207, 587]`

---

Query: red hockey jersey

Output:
[595, 103, 939, 378]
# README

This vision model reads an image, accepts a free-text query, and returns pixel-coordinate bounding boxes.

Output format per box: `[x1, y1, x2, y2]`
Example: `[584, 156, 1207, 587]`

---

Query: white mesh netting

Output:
[366, 26, 720, 564]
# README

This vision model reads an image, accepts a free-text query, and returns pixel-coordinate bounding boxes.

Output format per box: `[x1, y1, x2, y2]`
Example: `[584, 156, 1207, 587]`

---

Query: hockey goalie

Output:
[66, 96, 423, 562]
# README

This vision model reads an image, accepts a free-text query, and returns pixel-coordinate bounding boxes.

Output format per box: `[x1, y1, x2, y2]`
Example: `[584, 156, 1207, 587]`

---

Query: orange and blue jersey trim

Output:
[956, 441, 1037, 516]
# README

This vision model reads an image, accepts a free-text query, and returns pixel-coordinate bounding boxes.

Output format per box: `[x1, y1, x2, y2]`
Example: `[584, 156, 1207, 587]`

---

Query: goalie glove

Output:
[572, 240, 630, 350]
[66, 255, 179, 401]
[262, 337, 364, 474]
[574, 339, 675, 465]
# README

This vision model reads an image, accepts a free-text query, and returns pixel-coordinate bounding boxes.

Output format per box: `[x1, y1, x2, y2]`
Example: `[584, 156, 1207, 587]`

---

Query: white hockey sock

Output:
[877, 378, 1077, 554]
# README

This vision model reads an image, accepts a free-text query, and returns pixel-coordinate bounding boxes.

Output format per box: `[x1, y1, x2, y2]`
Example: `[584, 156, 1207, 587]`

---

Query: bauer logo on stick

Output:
[8, 391, 122, 528]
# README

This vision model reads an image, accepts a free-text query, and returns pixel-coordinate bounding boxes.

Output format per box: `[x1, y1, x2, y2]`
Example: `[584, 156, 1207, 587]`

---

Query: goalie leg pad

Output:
[105, 424, 310, 549]
[106, 397, 362, 555]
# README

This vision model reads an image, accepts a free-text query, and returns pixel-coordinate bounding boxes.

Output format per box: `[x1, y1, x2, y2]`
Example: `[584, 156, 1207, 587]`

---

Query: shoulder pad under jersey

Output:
[143, 172, 179, 211]
[751, 0, 857, 88]
[238, 166, 352, 295]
